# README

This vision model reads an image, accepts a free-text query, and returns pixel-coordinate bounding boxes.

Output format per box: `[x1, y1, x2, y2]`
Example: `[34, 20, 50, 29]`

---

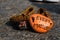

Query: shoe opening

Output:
[27, 7, 33, 15]
[38, 8, 45, 14]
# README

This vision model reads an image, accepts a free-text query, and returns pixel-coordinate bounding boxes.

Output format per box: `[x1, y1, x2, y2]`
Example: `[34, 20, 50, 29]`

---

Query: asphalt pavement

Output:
[0, 0, 60, 40]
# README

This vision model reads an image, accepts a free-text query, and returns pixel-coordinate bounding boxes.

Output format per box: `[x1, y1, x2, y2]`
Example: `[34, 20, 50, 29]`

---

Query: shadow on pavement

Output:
[6, 21, 20, 30]
[5, 21, 36, 33]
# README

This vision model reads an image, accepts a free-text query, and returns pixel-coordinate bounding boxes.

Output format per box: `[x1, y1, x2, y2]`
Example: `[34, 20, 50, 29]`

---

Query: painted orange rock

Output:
[29, 14, 53, 33]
